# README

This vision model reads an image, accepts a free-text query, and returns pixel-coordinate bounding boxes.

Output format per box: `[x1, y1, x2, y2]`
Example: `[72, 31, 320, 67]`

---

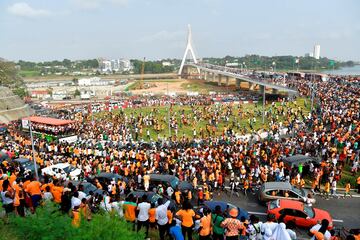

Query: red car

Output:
[267, 199, 333, 229]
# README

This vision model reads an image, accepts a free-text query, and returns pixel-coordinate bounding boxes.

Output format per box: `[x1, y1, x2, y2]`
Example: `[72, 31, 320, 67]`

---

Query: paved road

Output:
[213, 189, 360, 237]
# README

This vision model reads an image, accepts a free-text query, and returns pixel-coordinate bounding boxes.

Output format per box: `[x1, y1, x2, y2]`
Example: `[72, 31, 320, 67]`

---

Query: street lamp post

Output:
[29, 121, 39, 181]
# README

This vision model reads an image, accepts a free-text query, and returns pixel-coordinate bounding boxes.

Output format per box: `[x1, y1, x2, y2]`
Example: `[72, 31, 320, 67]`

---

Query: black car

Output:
[65, 180, 105, 196]
[11, 157, 36, 173]
[86, 172, 126, 189]
[149, 174, 193, 192]
[127, 190, 176, 210]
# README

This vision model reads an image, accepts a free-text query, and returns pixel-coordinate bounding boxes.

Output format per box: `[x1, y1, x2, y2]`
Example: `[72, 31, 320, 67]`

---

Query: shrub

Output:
[7, 203, 144, 240]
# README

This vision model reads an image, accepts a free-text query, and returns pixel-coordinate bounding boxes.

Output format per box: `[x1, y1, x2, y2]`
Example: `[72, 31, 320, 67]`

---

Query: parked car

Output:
[64, 180, 105, 196]
[258, 182, 315, 204]
[267, 199, 333, 229]
[0, 152, 9, 163]
[11, 157, 36, 173]
[198, 201, 249, 220]
[283, 155, 320, 169]
[149, 174, 193, 192]
[41, 163, 81, 180]
[86, 172, 126, 189]
[127, 190, 176, 210]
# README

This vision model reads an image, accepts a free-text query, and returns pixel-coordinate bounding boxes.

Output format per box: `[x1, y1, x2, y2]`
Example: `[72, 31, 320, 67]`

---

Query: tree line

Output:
[204, 55, 355, 71]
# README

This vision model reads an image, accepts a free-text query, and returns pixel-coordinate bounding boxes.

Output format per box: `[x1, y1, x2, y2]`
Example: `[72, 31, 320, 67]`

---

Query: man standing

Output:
[156, 198, 171, 240]
[137, 195, 151, 238]
[143, 172, 150, 191]
[25, 177, 42, 210]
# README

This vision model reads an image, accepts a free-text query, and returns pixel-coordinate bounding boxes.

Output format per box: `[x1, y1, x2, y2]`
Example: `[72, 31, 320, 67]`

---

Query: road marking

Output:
[333, 219, 344, 223]
[248, 211, 267, 216]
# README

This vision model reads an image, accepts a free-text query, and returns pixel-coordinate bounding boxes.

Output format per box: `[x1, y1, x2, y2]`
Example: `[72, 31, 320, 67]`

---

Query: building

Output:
[99, 60, 112, 72]
[99, 58, 133, 73]
[30, 90, 51, 99]
[111, 59, 120, 72]
[78, 77, 115, 86]
[313, 44, 320, 60]
[162, 61, 173, 67]
[119, 59, 132, 72]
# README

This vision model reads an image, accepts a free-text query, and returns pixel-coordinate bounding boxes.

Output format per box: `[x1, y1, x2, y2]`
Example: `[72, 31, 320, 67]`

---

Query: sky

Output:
[0, 0, 359, 62]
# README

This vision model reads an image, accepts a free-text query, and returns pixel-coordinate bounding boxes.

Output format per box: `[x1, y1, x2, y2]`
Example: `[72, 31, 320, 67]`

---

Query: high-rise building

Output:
[313, 44, 320, 60]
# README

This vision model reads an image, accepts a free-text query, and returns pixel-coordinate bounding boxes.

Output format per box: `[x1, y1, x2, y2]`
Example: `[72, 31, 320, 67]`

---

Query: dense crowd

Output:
[1, 74, 360, 239]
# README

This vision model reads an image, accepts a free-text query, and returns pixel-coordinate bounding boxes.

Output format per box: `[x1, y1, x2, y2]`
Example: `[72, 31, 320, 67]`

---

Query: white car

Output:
[41, 163, 81, 180]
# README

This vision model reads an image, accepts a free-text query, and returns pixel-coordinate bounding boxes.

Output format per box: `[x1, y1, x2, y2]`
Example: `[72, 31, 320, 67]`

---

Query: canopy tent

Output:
[283, 154, 320, 168]
[23, 116, 75, 126]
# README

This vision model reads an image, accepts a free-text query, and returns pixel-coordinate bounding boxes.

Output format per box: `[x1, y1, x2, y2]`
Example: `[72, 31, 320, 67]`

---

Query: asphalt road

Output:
[213, 189, 360, 238]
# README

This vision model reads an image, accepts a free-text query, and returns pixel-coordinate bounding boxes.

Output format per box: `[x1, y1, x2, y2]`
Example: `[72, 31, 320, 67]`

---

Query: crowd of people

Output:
[1, 73, 360, 239]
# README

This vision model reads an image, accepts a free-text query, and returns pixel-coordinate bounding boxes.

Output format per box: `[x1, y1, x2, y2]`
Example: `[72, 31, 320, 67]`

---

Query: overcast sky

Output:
[0, 0, 359, 62]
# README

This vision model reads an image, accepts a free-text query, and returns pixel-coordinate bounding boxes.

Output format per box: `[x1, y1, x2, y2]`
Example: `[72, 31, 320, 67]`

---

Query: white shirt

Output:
[167, 186, 174, 197]
[155, 200, 170, 225]
[261, 221, 278, 240]
[71, 196, 81, 209]
[137, 202, 151, 221]
[43, 192, 53, 201]
[287, 229, 297, 240]
[310, 224, 331, 240]
[78, 191, 87, 201]
[111, 201, 124, 218]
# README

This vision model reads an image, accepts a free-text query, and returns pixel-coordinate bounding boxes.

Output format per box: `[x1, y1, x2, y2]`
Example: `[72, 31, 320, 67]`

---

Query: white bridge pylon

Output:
[178, 24, 200, 75]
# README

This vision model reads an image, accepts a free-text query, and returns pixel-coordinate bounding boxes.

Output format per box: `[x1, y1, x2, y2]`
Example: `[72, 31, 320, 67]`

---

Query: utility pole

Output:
[29, 121, 39, 181]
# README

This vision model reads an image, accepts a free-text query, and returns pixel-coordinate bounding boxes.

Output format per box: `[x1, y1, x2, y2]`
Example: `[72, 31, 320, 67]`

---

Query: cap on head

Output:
[229, 208, 238, 218]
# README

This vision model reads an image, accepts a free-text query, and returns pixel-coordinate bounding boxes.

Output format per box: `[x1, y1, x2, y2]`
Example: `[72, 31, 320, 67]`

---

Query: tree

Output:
[74, 89, 81, 97]
[12, 87, 28, 98]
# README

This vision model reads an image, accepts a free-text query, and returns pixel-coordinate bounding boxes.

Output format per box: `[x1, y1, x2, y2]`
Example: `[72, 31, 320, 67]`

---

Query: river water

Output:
[323, 65, 360, 76]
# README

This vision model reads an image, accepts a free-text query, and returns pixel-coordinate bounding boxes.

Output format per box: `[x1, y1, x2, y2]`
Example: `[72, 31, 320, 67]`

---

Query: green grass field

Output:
[19, 70, 41, 77]
[94, 97, 311, 140]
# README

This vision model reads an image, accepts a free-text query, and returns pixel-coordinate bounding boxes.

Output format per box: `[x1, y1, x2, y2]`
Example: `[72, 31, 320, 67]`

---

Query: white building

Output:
[313, 44, 320, 60]
[99, 58, 133, 72]
[111, 59, 120, 72]
[101, 60, 112, 72]
[162, 61, 173, 67]
[78, 77, 114, 86]
[119, 59, 132, 72]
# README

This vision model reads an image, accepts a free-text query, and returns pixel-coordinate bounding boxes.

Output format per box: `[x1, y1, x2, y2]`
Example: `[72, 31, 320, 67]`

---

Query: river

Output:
[323, 65, 360, 76]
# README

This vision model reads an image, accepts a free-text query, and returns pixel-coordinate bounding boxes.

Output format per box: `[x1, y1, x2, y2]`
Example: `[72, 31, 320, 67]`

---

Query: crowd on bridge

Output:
[1, 73, 360, 240]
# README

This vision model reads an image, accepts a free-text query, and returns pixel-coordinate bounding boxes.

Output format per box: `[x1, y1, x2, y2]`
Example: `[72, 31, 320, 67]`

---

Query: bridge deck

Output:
[186, 63, 298, 94]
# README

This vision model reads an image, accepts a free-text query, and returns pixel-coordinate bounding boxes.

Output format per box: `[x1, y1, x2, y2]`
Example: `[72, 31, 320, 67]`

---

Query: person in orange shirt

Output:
[80, 198, 91, 221]
[174, 188, 182, 205]
[123, 194, 137, 230]
[344, 182, 352, 198]
[51, 182, 63, 204]
[176, 201, 196, 240]
[25, 178, 42, 208]
[148, 203, 157, 230]
[167, 209, 173, 224]
[71, 205, 81, 228]
[357, 176, 360, 194]
[12, 181, 25, 217]
[198, 208, 212, 240]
